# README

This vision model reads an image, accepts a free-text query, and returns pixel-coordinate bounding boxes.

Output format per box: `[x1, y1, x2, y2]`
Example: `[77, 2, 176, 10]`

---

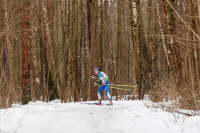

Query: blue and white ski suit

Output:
[97, 71, 112, 100]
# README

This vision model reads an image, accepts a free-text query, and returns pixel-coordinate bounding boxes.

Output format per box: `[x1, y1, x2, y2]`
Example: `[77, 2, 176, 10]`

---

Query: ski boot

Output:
[96, 99, 101, 105]
[107, 100, 113, 105]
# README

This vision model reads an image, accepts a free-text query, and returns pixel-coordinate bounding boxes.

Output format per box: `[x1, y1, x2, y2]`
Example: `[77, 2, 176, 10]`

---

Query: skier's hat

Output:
[94, 68, 100, 71]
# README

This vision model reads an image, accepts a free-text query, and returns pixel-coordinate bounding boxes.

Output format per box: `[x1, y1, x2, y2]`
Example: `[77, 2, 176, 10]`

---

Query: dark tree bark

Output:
[136, 0, 146, 100]
[87, 0, 98, 100]
[72, 0, 80, 102]
[21, 0, 31, 104]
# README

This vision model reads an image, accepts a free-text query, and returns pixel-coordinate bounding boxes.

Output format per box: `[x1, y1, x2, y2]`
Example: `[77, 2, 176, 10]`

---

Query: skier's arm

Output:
[95, 79, 100, 83]
[94, 79, 100, 86]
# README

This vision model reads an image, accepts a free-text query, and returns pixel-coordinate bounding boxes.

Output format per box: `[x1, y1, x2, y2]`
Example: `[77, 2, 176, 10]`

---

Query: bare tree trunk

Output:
[1, 0, 13, 106]
[21, 0, 31, 104]
[115, 0, 122, 100]
[156, 0, 171, 68]
[136, 0, 146, 100]
[72, 0, 80, 102]
[99, 0, 104, 69]
[163, 0, 182, 83]
[189, 0, 200, 110]
[87, 0, 98, 101]
[30, 1, 40, 101]
[129, 0, 139, 99]
[197, 0, 200, 22]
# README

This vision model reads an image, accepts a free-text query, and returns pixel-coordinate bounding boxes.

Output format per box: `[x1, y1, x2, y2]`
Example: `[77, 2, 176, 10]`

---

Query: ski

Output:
[80, 102, 97, 105]
[96, 103, 113, 106]
[106, 103, 113, 106]
[80, 102, 113, 106]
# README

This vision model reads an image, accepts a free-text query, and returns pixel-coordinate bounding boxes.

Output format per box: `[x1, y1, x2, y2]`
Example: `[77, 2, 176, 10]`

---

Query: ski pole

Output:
[106, 84, 137, 88]
[110, 86, 131, 91]
[92, 76, 137, 88]
[95, 83, 131, 91]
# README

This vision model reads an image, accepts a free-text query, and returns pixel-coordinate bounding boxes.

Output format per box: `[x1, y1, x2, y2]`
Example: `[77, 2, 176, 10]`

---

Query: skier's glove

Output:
[96, 79, 100, 83]
[94, 82, 98, 86]
[94, 79, 100, 86]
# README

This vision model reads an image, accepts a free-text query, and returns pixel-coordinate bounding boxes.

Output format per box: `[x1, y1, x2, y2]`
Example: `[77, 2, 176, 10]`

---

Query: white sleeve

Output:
[99, 72, 108, 83]
[102, 72, 107, 80]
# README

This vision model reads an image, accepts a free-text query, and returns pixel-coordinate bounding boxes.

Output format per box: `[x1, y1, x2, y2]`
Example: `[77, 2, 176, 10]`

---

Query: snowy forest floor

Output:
[0, 99, 200, 133]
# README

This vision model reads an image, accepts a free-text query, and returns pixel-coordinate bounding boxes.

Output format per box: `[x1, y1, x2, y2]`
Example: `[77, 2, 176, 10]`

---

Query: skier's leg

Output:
[97, 85, 106, 103]
[105, 86, 113, 105]
[105, 80, 112, 100]
[97, 90, 101, 99]
[105, 86, 112, 100]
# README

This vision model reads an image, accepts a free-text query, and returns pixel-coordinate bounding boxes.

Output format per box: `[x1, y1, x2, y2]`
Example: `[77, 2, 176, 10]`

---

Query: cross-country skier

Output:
[94, 68, 113, 105]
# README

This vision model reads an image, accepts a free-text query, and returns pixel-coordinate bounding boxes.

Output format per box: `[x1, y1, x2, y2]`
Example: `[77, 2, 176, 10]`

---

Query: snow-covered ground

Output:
[0, 100, 199, 133]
